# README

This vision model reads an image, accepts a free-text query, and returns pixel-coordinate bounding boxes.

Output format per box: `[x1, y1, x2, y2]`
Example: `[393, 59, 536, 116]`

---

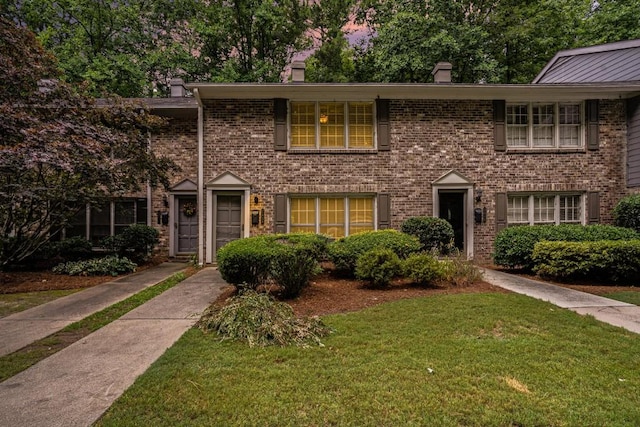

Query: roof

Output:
[533, 39, 640, 84]
[187, 82, 640, 102]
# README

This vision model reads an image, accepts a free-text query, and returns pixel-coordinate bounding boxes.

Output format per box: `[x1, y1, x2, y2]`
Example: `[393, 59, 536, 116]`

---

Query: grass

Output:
[0, 289, 81, 318]
[0, 270, 188, 382]
[97, 293, 640, 426]
[602, 291, 640, 306]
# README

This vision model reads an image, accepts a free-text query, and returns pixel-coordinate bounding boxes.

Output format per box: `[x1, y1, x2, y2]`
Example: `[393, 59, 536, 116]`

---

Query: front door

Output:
[216, 195, 242, 251]
[439, 191, 465, 251]
[176, 196, 198, 253]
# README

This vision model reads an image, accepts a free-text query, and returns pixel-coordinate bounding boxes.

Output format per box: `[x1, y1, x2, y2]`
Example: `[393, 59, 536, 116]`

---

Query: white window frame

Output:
[507, 193, 585, 226]
[506, 102, 584, 149]
[289, 101, 376, 150]
[288, 195, 377, 237]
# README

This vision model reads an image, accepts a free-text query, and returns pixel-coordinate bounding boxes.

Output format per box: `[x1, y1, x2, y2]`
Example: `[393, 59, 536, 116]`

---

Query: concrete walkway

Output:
[0, 262, 186, 357]
[482, 268, 640, 334]
[0, 266, 226, 427]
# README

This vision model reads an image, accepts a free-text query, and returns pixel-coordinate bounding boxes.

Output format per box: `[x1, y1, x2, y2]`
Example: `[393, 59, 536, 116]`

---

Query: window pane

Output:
[291, 102, 316, 147]
[507, 105, 528, 147]
[560, 195, 581, 223]
[136, 199, 148, 224]
[349, 197, 374, 235]
[290, 198, 316, 233]
[348, 102, 373, 148]
[90, 202, 110, 245]
[115, 200, 135, 235]
[66, 206, 88, 239]
[320, 198, 345, 238]
[507, 196, 529, 224]
[532, 104, 554, 147]
[319, 103, 345, 148]
[534, 196, 555, 223]
[559, 104, 581, 147]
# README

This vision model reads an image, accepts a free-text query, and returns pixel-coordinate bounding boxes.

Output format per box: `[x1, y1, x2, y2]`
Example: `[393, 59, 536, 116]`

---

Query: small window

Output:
[289, 195, 375, 238]
[290, 101, 374, 149]
[506, 102, 583, 149]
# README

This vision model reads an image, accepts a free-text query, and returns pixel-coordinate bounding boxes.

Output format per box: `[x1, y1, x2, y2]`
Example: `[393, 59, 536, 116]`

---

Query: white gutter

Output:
[193, 88, 204, 267]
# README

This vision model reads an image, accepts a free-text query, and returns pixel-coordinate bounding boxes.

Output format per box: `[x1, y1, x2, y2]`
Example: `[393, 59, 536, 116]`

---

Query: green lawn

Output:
[0, 289, 80, 318]
[602, 290, 640, 306]
[97, 293, 640, 426]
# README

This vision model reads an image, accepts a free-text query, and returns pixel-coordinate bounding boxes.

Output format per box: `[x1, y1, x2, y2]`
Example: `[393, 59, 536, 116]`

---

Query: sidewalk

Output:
[482, 268, 640, 334]
[0, 266, 226, 427]
[0, 262, 186, 357]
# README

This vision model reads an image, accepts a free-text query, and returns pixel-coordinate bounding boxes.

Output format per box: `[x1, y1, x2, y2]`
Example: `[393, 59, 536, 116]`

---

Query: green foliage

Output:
[328, 229, 422, 276]
[402, 253, 447, 286]
[493, 225, 639, 270]
[216, 233, 327, 297]
[101, 224, 160, 264]
[355, 248, 402, 288]
[53, 255, 136, 276]
[401, 216, 454, 253]
[440, 251, 483, 287]
[532, 240, 640, 282]
[613, 194, 640, 233]
[198, 290, 331, 347]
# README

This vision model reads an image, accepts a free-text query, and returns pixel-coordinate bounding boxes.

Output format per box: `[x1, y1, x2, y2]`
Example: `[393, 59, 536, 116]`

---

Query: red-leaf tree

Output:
[0, 17, 178, 268]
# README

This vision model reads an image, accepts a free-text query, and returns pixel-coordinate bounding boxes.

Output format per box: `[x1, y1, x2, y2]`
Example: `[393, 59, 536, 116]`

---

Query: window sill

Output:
[505, 148, 586, 154]
[287, 148, 378, 155]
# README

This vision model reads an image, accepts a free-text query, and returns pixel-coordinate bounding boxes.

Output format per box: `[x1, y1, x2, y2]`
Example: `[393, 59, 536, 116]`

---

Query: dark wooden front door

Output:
[439, 192, 465, 251]
[177, 197, 198, 253]
[216, 195, 242, 251]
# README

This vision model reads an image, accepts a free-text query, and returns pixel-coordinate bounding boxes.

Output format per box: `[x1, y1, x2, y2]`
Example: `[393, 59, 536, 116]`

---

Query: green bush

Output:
[401, 216, 454, 253]
[614, 194, 640, 233]
[102, 224, 159, 264]
[402, 253, 447, 286]
[216, 233, 326, 297]
[440, 251, 484, 287]
[25, 236, 94, 268]
[53, 255, 136, 276]
[355, 248, 402, 288]
[197, 290, 332, 347]
[328, 230, 421, 276]
[493, 224, 639, 270]
[532, 240, 640, 282]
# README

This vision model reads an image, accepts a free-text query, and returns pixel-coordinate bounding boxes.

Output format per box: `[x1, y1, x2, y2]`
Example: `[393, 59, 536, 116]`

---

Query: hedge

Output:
[614, 194, 640, 233]
[327, 229, 421, 276]
[492, 224, 639, 270]
[532, 240, 640, 282]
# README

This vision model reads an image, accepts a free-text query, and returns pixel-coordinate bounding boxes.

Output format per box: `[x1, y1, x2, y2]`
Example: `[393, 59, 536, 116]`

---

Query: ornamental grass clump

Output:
[198, 291, 332, 348]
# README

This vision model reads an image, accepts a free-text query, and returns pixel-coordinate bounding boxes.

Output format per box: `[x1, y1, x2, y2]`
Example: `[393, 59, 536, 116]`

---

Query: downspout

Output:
[194, 88, 204, 267]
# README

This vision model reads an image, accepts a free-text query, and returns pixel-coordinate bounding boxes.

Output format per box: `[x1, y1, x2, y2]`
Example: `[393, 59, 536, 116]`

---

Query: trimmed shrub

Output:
[198, 290, 332, 347]
[355, 248, 402, 288]
[532, 240, 640, 282]
[102, 224, 159, 264]
[53, 255, 136, 276]
[614, 194, 640, 233]
[401, 216, 454, 253]
[216, 233, 327, 297]
[25, 236, 94, 269]
[493, 224, 639, 270]
[402, 253, 447, 286]
[328, 230, 421, 276]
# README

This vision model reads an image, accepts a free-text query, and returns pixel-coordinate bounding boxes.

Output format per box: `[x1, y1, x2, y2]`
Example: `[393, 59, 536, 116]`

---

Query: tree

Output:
[0, 17, 177, 268]
[578, 0, 640, 45]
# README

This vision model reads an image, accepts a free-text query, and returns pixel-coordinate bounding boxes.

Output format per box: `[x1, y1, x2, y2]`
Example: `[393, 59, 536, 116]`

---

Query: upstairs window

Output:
[290, 101, 374, 149]
[506, 103, 582, 149]
[507, 194, 583, 226]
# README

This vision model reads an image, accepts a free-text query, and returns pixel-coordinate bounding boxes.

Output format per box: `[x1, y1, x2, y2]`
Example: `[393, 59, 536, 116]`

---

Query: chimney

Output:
[291, 61, 306, 83]
[431, 62, 452, 84]
[170, 78, 186, 97]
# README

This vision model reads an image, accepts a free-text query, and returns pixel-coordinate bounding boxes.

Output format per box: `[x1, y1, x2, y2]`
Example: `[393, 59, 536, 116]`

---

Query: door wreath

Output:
[182, 202, 197, 217]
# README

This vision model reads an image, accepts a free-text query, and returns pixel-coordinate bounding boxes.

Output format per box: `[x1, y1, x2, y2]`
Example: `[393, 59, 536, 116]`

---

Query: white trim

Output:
[432, 170, 474, 259]
[194, 88, 205, 266]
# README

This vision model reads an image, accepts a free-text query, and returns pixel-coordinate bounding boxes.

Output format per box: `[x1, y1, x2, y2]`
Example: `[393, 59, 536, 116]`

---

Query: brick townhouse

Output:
[71, 39, 640, 264]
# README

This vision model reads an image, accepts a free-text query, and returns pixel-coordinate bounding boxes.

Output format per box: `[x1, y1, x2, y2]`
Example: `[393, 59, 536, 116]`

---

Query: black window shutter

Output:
[274, 98, 288, 151]
[274, 194, 287, 233]
[586, 100, 599, 150]
[493, 100, 506, 152]
[377, 193, 391, 229]
[376, 99, 390, 151]
[588, 192, 600, 224]
[495, 192, 508, 232]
